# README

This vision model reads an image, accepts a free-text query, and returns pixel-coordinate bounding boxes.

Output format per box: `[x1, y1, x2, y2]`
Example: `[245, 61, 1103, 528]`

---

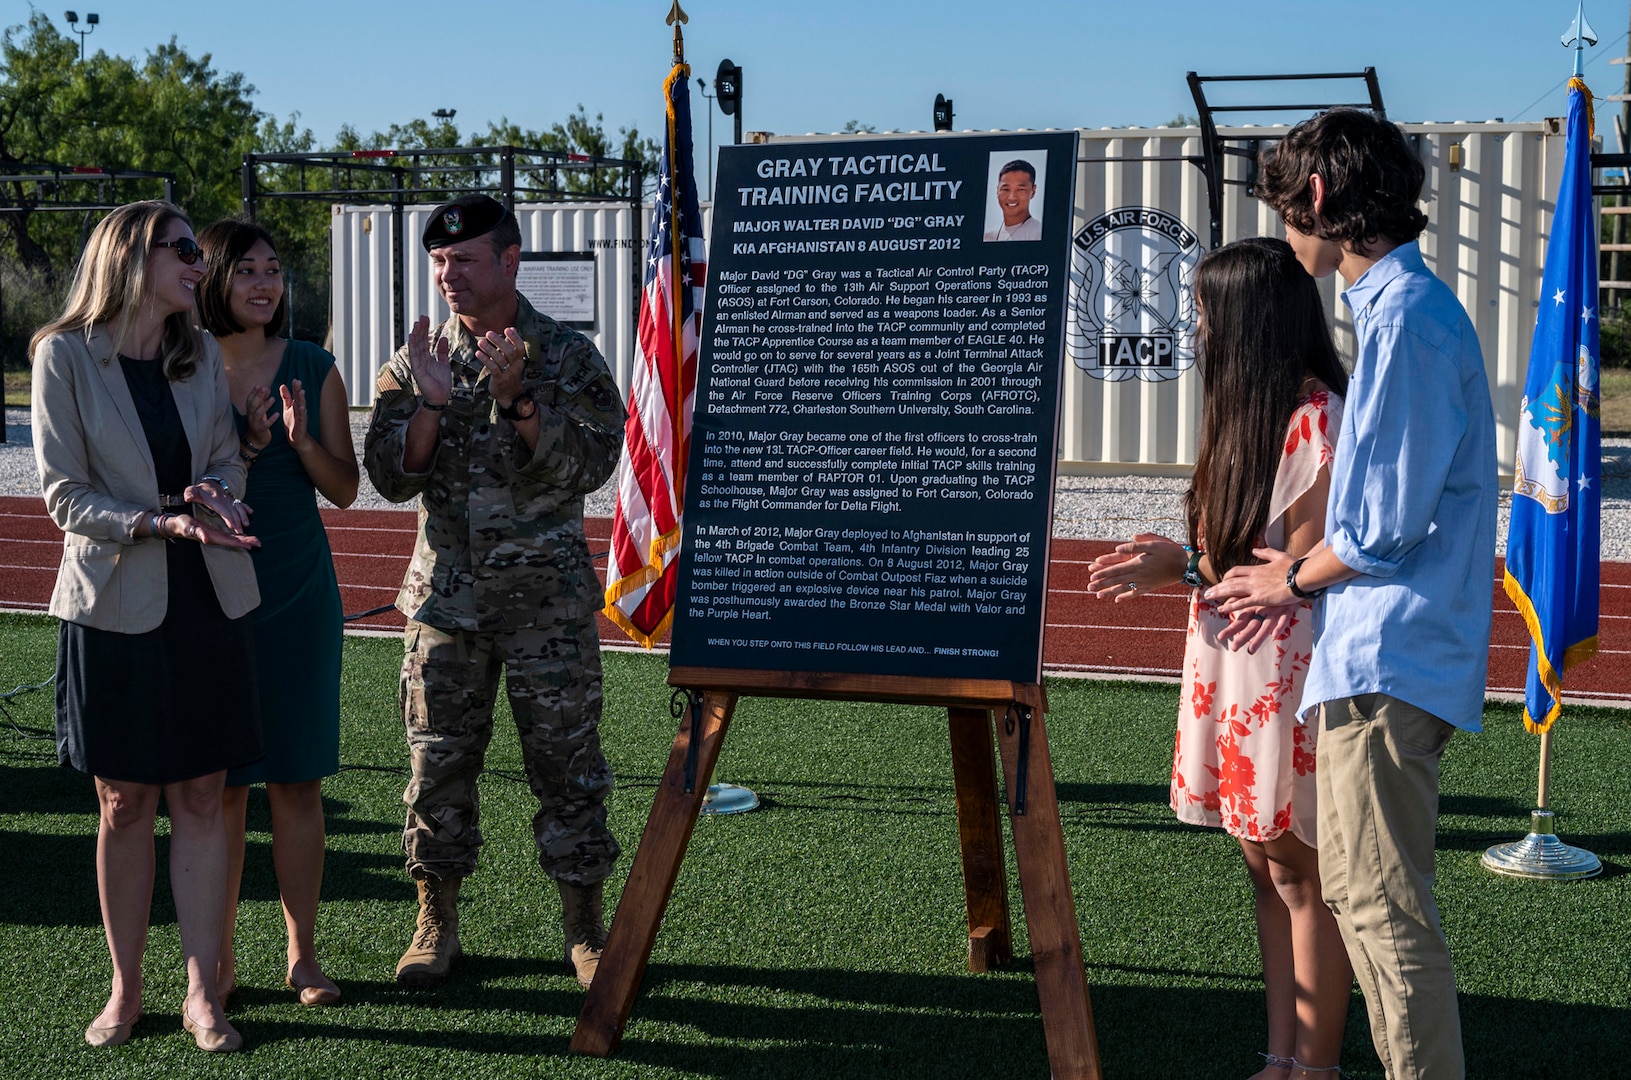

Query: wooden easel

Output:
[569, 667, 1103, 1079]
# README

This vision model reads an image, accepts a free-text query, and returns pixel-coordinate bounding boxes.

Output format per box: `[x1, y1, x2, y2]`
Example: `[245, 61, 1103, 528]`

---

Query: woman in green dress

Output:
[197, 220, 358, 1006]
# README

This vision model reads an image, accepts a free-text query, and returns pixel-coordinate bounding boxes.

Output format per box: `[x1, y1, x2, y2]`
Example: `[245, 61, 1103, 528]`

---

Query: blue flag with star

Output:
[1504, 76, 1601, 734]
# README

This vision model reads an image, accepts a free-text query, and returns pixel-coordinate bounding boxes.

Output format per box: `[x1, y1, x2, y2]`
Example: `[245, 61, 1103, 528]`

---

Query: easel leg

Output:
[947, 706, 1012, 972]
[995, 706, 1102, 1080]
[570, 690, 738, 1056]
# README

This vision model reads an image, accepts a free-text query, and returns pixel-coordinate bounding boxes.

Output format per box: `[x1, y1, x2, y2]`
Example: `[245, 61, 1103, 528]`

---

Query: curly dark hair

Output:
[1257, 108, 1428, 251]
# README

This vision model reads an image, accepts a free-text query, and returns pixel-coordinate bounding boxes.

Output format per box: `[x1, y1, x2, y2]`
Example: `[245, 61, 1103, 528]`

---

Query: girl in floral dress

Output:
[1088, 237, 1352, 1080]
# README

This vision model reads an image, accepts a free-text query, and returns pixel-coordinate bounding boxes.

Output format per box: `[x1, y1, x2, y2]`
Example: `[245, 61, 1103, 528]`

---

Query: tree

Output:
[0, 13, 267, 281]
[841, 119, 878, 134]
[1, 12, 663, 361]
[336, 105, 660, 199]
[0, 13, 288, 362]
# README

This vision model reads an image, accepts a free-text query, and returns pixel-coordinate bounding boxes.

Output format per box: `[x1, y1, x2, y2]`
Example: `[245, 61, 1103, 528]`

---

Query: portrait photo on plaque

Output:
[982, 150, 1047, 243]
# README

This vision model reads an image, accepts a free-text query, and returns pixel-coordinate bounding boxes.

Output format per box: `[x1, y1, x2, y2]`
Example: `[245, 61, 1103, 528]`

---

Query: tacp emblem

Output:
[444, 208, 464, 235]
[1067, 207, 1200, 383]
[590, 380, 616, 412]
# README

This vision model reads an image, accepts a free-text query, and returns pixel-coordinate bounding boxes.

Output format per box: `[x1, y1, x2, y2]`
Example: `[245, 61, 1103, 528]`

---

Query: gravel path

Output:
[9, 405, 1631, 560]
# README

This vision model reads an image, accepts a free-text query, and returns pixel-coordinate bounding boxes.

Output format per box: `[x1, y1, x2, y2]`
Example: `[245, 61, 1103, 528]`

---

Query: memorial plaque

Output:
[670, 132, 1078, 682]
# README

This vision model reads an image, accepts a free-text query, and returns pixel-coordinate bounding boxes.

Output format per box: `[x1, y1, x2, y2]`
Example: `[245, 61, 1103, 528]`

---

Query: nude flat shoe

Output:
[84, 1008, 141, 1047]
[287, 971, 341, 1006]
[181, 1007, 242, 1053]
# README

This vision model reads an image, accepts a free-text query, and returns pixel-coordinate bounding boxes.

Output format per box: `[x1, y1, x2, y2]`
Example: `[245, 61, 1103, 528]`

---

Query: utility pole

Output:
[697, 78, 716, 201]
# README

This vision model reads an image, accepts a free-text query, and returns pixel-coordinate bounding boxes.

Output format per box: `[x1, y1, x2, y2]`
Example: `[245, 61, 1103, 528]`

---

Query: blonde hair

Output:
[30, 200, 207, 379]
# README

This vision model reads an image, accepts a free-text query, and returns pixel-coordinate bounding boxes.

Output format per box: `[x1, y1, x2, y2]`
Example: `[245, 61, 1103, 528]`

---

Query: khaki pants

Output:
[1316, 694, 1463, 1080]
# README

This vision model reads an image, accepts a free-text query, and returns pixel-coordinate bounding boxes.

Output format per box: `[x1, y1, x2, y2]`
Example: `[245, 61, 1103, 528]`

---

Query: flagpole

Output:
[669, 0, 688, 503]
[663, 0, 756, 816]
[1483, 716, 1600, 879]
[1483, 5, 1602, 881]
[1536, 728, 1553, 808]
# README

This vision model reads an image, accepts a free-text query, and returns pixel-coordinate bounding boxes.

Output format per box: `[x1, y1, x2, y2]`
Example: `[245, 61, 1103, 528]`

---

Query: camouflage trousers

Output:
[399, 616, 620, 885]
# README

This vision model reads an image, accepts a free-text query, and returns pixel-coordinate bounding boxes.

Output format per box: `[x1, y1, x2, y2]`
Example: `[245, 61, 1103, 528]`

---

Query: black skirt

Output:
[56, 539, 264, 784]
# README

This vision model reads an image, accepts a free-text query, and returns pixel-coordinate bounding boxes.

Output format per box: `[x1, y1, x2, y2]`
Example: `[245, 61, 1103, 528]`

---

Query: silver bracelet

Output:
[201, 474, 231, 498]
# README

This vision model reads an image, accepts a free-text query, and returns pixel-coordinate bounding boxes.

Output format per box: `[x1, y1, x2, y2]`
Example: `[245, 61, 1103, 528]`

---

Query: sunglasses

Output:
[154, 237, 203, 265]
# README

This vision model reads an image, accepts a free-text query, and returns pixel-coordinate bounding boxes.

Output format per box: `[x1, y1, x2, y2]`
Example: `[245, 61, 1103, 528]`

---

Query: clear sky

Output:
[24, 1, 1631, 150]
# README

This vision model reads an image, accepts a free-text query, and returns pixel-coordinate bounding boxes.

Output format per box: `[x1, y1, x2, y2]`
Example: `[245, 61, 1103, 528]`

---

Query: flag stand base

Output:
[1481, 810, 1601, 880]
[700, 782, 759, 815]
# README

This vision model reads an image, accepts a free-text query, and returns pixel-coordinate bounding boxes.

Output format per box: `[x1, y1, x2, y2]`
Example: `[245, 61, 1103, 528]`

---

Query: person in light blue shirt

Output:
[1207, 108, 1496, 1080]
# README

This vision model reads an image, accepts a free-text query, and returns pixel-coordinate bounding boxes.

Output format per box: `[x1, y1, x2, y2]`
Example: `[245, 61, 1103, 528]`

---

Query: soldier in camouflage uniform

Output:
[362, 194, 625, 990]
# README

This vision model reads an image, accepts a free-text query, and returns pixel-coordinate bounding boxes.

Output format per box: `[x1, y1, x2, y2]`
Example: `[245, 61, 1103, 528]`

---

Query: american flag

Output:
[604, 62, 705, 648]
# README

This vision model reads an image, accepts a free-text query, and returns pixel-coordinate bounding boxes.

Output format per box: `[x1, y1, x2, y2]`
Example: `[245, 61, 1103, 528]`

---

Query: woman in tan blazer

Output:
[32, 201, 265, 1054]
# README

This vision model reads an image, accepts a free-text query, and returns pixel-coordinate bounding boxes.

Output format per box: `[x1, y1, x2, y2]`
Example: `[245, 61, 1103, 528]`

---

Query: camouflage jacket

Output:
[363, 294, 625, 631]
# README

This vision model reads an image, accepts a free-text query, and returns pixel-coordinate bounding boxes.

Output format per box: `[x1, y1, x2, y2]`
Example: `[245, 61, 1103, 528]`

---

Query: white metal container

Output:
[329, 121, 1565, 476]
[329, 202, 642, 403]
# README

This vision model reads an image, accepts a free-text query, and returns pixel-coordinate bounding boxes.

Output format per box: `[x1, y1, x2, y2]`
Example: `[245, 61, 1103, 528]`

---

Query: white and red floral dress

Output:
[1170, 391, 1342, 846]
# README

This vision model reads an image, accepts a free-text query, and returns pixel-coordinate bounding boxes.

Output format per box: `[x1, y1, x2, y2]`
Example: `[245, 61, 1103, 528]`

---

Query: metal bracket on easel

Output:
[671, 687, 706, 793]
[1003, 702, 1033, 816]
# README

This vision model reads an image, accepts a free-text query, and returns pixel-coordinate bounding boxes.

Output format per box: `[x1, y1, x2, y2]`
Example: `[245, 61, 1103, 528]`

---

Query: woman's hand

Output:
[279, 379, 310, 452]
[1214, 605, 1297, 654]
[158, 512, 260, 550]
[185, 480, 253, 535]
[244, 384, 275, 454]
[1087, 533, 1186, 601]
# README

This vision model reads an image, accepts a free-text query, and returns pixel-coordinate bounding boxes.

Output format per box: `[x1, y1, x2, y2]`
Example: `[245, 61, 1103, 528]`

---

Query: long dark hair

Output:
[196, 219, 287, 337]
[1184, 237, 1348, 576]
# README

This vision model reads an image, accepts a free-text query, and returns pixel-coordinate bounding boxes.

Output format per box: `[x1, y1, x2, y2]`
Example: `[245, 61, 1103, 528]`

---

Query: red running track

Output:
[4, 495, 1628, 706]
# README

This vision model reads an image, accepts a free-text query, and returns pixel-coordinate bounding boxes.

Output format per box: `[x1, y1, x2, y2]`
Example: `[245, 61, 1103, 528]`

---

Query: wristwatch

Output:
[497, 391, 537, 422]
[1182, 546, 1205, 589]
[1287, 557, 1325, 600]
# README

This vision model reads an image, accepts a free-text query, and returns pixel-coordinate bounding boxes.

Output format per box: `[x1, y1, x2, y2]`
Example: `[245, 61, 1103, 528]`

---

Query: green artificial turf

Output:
[0, 611, 1626, 1077]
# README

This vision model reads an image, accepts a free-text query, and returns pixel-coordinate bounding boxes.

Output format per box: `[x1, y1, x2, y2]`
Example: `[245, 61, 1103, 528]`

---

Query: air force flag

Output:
[1504, 76, 1601, 733]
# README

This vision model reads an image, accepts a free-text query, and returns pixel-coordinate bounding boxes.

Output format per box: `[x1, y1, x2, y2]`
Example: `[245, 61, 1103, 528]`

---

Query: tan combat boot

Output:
[558, 880, 608, 989]
[396, 876, 463, 988]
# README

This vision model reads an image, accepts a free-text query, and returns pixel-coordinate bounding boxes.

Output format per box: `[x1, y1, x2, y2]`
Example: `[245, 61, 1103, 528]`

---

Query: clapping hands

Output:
[179, 481, 259, 550]
[408, 315, 453, 407]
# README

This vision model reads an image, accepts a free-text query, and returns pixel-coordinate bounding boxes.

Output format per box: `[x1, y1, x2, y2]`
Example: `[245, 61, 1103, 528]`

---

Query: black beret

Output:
[422, 194, 509, 251]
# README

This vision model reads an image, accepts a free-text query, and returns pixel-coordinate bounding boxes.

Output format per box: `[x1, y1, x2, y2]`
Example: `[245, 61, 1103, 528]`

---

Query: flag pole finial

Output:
[667, 0, 689, 64]
[1563, 2, 1599, 77]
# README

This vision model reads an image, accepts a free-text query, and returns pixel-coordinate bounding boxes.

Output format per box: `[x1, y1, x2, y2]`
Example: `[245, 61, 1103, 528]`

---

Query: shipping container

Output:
[330, 121, 1564, 476]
